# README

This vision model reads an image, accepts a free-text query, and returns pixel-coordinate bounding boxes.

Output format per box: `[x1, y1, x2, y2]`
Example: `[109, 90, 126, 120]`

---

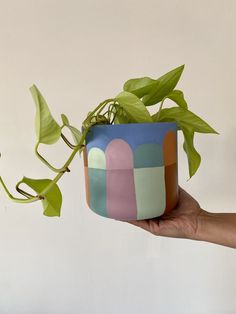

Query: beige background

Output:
[0, 0, 236, 313]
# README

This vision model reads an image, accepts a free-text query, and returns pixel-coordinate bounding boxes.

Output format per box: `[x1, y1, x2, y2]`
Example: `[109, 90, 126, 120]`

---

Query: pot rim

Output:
[89, 121, 177, 129]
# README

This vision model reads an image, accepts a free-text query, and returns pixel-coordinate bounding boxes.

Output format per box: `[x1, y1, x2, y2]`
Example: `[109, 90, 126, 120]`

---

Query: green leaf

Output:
[61, 113, 82, 144]
[180, 123, 201, 178]
[153, 107, 218, 134]
[142, 65, 185, 106]
[21, 176, 62, 217]
[66, 125, 82, 144]
[113, 106, 131, 124]
[61, 113, 70, 126]
[123, 77, 156, 98]
[165, 90, 188, 109]
[30, 85, 61, 144]
[115, 91, 152, 123]
[114, 113, 131, 124]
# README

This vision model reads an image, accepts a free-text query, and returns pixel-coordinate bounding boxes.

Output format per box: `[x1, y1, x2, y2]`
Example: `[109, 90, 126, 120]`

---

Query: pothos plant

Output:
[0, 65, 218, 217]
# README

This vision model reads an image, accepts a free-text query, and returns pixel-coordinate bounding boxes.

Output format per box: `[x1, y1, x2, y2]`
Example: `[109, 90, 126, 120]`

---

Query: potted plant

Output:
[0, 65, 218, 220]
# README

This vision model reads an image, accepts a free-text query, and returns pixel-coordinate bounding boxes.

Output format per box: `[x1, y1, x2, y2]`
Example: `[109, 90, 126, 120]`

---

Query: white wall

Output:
[0, 0, 236, 313]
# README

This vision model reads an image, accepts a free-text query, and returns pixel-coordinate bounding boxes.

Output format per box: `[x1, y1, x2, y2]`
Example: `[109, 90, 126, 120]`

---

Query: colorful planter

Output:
[83, 122, 178, 221]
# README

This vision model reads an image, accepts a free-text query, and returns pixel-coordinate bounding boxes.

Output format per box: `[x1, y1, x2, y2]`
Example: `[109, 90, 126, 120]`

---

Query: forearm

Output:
[195, 210, 236, 249]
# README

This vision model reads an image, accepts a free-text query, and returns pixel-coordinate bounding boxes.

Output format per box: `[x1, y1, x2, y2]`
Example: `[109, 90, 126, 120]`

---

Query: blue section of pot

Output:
[85, 122, 177, 153]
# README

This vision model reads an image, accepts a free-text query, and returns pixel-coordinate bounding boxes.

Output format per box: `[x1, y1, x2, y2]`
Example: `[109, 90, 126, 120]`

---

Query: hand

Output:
[125, 186, 205, 240]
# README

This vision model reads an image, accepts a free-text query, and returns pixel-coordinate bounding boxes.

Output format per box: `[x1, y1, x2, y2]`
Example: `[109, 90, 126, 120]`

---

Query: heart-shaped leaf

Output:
[112, 106, 132, 124]
[152, 106, 218, 178]
[114, 112, 131, 124]
[21, 176, 62, 217]
[61, 113, 82, 145]
[67, 125, 82, 144]
[180, 123, 201, 178]
[115, 91, 152, 123]
[30, 85, 61, 144]
[153, 107, 218, 134]
[61, 113, 70, 126]
[142, 65, 185, 106]
[123, 77, 156, 98]
[165, 90, 188, 109]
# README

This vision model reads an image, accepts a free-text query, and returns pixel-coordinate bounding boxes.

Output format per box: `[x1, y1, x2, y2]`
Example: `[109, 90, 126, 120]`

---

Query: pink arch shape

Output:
[105, 139, 133, 170]
[105, 139, 137, 220]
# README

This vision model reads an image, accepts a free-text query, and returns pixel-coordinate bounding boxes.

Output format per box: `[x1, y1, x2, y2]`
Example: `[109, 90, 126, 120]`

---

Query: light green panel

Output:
[88, 147, 106, 169]
[88, 168, 107, 217]
[134, 167, 166, 219]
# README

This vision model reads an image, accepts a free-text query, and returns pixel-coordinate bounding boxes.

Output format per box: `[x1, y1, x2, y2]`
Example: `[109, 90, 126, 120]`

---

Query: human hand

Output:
[125, 186, 206, 240]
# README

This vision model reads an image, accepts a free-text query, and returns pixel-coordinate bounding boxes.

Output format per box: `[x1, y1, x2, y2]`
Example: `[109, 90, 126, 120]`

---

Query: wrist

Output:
[194, 209, 216, 242]
[194, 210, 236, 249]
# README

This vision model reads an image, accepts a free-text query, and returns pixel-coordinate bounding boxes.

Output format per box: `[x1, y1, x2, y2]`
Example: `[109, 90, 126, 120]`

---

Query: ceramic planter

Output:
[82, 122, 178, 221]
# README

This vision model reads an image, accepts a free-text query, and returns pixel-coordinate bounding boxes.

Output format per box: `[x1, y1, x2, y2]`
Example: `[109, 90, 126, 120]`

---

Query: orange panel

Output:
[83, 146, 90, 206]
[164, 163, 178, 213]
[82, 146, 88, 167]
[83, 166, 90, 207]
[163, 131, 177, 166]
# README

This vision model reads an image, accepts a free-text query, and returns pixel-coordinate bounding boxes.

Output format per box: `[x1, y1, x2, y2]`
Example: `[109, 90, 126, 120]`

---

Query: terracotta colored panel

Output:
[83, 166, 90, 207]
[164, 163, 178, 213]
[163, 131, 177, 166]
[83, 146, 88, 167]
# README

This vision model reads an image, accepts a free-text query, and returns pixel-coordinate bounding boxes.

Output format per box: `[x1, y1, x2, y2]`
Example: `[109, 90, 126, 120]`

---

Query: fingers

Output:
[124, 220, 142, 226]
[178, 185, 187, 195]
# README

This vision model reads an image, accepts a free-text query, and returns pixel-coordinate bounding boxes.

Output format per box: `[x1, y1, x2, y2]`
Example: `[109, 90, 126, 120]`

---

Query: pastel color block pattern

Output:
[82, 122, 178, 220]
[105, 139, 137, 220]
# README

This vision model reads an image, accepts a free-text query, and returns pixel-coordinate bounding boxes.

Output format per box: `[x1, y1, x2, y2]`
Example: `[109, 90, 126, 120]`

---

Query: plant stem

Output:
[0, 136, 86, 204]
[39, 151, 76, 196]
[34, 142, 70, 173]
[39, 128, 89, 197]
[0, 99, 111, 204]
[83, 98, 114, 124]
[96, 99, 112, 116]
[61, 133, 76, 149]
[15, 181, 35, 198]
[0, 176, 40, 203]
[156, 97, 167, 121]
[60, 124, 79, 149]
